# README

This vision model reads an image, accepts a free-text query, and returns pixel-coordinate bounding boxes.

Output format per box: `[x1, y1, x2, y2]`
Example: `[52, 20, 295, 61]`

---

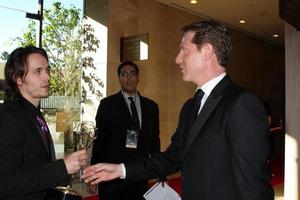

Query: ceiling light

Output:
[273, 34, 279, 38]
[190, 0, 198, 4]
[239, 20, 246, 24]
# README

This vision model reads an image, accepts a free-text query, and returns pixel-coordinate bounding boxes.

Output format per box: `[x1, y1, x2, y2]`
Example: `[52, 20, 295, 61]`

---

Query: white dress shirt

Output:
[196, 72, 226, 115]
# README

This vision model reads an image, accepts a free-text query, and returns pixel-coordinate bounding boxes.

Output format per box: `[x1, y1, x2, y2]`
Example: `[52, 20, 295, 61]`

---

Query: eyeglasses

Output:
[119, 71, 138, 78]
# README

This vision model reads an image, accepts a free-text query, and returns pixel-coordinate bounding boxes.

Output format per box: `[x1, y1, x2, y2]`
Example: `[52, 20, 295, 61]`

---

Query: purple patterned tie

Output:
[36, 115, 50, 145]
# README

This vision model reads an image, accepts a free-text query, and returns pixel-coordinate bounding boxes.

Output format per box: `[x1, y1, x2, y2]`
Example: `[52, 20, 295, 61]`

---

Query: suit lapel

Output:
[183, 76, 231, 159]
[33, 122, 51, 155]
[34, 120, 56, 161]
[183, 95, 223, 159]
[48, 133, 56, 161]
[116, 91, 132, 123]
[139, 94, 145, 130]
[17, 102, 52, 160]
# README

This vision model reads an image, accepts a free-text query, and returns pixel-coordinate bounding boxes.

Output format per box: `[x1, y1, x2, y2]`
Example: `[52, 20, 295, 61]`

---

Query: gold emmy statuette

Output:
[46, 121, 97, 200]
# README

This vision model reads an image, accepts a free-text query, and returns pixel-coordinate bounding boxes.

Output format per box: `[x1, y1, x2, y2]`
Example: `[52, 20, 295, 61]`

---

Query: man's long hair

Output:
[4, 45, 48, 101]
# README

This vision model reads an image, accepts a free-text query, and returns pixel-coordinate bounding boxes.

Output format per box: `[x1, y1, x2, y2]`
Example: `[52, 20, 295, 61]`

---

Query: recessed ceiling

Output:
[156, 0, 285, 46]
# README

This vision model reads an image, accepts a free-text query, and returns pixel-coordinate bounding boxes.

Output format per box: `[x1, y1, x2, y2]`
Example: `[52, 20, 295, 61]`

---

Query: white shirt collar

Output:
[197, 72, 226, 96]
[121, 90, 138, 100]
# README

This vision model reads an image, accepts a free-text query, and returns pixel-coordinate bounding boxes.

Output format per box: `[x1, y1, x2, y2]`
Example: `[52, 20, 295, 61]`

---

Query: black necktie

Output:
[193, 89, 204, 120]
[128, 97, 140, 130]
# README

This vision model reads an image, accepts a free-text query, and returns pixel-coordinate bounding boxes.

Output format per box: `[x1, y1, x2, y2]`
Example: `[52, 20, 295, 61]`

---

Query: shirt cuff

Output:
[120, 163, 126, 179]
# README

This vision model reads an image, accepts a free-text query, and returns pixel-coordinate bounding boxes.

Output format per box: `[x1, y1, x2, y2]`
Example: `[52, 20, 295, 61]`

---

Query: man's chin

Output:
[182, 75, 189, 82]
[41, 93, 50, 98]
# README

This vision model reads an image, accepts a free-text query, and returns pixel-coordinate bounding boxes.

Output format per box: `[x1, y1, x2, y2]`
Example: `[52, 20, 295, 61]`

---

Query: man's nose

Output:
[44, 71, 50, 81]
[175, 53, 183, 64]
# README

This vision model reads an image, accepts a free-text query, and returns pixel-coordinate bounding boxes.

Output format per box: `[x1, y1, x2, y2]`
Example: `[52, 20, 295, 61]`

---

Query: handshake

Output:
[64, 150, 123, 194]
[81, 163, 124, 185]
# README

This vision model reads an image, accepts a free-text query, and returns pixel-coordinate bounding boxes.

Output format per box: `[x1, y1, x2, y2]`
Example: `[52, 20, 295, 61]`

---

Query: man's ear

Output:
[201, 43, 214, 61]
[15, 76, 23, 86]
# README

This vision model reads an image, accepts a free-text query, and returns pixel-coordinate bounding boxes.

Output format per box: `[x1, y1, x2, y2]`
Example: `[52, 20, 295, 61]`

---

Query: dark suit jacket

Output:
[91, 91, 160, 198]
[91, 91, 160, 164]
[0, 99, 69, 200]
[125, 76, 274, 200]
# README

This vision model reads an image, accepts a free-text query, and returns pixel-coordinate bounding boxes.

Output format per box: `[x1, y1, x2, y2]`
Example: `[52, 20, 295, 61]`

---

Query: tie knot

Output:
[194, 89, 204, 101]
[128, 96, 134, 102]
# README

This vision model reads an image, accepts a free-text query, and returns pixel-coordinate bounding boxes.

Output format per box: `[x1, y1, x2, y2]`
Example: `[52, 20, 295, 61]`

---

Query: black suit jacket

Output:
[125, 76, 274, 200]
[0, 99, 69, 200]
[91, 91, 160, 199]
[91, 91, 160, 165]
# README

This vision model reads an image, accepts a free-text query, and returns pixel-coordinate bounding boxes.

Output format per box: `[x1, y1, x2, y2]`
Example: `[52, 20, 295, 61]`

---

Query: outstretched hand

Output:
[82, 163, 123, 185]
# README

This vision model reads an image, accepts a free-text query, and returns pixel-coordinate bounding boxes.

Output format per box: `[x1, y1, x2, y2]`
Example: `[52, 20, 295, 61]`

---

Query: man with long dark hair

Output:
[0, 45, 88, 200]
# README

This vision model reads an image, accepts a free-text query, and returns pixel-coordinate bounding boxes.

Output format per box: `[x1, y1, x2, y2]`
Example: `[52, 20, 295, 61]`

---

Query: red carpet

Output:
[84, 196, 99, 200]
[84, 158, 284, 200]
[269, 156, 284, 186]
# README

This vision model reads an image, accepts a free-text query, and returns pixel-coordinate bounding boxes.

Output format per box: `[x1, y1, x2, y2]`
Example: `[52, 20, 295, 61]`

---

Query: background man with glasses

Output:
[90, 61, 161, 200]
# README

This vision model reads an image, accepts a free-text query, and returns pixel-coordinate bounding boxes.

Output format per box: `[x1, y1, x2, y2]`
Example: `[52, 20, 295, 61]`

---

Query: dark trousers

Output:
[98, 179, 148, 200]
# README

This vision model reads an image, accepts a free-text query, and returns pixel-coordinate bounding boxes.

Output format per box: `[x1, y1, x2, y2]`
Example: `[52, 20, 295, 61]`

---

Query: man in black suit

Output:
[83, 20, 274, 200]
[90, 61, 160, 200]
[0, 46, 88, 200]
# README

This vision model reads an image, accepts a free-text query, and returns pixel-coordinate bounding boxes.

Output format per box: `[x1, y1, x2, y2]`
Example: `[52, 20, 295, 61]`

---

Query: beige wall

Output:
[86, 0, 285, 150]
[0, 63, 4, 80]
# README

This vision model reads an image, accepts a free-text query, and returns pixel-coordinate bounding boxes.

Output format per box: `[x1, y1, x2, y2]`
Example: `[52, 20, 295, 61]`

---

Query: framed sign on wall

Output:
[120, 33, 148, 62]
